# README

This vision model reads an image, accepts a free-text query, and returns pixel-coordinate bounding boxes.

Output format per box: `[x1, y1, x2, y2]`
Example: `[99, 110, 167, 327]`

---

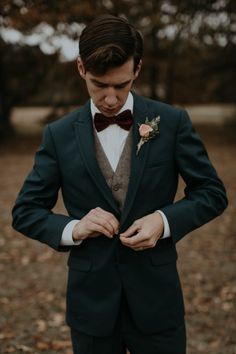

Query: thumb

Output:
[120, 223, 139, 238]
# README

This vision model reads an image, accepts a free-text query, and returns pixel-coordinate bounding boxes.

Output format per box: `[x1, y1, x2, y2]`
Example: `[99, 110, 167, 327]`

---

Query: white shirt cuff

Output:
[156, 210, 171, 238]
[60, 220, 83, 246]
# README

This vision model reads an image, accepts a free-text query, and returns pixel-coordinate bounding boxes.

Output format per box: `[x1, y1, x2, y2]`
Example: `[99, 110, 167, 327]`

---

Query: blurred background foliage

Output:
[0, 0, 236, 133]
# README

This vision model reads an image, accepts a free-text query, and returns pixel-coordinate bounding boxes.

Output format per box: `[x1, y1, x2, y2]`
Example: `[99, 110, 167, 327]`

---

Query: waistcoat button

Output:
[113, 183, 121, 191]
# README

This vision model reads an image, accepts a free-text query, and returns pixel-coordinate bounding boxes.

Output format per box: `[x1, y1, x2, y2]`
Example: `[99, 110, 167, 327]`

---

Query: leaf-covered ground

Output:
[0, 126, 235, 354]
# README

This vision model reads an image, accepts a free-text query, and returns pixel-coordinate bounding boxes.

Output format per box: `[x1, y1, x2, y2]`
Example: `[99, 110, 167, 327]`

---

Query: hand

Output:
[119, 213, 164, 251]
[72, 207, 119, 241]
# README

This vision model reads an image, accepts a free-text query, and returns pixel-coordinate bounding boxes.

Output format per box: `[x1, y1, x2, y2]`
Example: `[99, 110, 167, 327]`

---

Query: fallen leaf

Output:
[35, 319, 47, 332]
[66, 350, 73, 354]
[49, 313, 64, 327]
[51, 340, 71, 350]
[3, 347, 16, 353]
[36, 341, 50, 350]
[16, 344, 33, 352]
[0, 331, 15, 339]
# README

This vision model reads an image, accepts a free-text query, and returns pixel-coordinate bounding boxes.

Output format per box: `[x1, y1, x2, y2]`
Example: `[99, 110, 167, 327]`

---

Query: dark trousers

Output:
[70, 295, 186, 354]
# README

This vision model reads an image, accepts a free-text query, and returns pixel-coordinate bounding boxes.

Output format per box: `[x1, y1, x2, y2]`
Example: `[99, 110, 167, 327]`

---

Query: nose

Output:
[104, 89, 118, 107]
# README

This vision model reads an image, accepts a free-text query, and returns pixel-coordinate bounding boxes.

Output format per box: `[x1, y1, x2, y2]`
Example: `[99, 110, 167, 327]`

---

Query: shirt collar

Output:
[90, 91, 133, 120]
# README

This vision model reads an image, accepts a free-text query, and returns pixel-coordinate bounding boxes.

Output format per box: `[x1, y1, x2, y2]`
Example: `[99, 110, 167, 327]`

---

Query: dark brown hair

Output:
[79, 15, 143, 75]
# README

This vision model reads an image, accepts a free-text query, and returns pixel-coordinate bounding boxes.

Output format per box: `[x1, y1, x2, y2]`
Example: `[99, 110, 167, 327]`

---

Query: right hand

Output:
[72, 207, 119, 241]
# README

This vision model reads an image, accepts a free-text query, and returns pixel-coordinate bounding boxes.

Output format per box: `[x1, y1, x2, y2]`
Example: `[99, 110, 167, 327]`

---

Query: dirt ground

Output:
[0, 125, 235, 354]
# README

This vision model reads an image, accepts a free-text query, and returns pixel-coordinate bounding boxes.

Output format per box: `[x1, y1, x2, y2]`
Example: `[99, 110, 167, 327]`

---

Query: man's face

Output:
[77, 58, 141, 117]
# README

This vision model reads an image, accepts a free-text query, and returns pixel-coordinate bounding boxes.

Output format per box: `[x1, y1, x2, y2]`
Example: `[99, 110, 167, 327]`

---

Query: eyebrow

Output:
[91, 79, 131, 87]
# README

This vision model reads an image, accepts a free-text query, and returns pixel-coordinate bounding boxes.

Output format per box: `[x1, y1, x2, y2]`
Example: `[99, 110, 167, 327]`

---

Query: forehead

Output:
[87, 58, 135, 84]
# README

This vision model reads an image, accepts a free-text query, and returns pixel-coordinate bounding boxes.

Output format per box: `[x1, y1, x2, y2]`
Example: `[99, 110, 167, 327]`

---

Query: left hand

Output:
[119, 213, 164, 251]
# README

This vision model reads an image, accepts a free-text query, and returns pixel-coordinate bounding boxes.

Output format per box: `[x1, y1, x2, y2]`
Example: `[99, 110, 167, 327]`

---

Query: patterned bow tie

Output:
[94, 109, 133, 132]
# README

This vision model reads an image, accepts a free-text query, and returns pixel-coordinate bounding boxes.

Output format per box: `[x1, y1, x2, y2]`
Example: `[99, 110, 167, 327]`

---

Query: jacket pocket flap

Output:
[67, 256, 92, 271]
[150, 248, 177, 266]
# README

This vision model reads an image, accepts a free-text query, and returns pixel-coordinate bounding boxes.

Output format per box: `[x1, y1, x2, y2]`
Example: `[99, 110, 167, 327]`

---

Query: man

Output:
[12, 15, 227, 354]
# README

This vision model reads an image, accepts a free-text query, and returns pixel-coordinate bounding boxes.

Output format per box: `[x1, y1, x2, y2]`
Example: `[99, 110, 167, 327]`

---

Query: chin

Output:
[102, 108, 121, 116]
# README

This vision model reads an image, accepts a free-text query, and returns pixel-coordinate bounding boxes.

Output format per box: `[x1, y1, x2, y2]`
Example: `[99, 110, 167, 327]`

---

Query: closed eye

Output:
[94, 82, 107, 88]
[91, 79, 131, 89]
[114, 82, 131, 89]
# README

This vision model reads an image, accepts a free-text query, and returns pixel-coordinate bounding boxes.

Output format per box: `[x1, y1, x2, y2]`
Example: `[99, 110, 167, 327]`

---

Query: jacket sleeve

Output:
[160, 109, 228, 243]
[12, 125, 74, 252]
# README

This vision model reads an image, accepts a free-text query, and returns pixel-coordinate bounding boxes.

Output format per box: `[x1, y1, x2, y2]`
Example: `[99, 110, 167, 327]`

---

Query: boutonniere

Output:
[136, 116, 160, 155]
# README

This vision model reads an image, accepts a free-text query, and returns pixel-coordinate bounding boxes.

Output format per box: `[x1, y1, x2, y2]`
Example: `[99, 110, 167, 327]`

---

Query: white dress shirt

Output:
[60, 92, 170, 245]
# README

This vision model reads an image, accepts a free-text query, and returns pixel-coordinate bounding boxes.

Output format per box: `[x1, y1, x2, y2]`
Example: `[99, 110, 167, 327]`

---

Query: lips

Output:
[102, 107, 121, 115]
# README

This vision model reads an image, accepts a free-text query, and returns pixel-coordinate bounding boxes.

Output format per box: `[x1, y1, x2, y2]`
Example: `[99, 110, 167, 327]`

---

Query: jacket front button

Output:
[113, 184, 121, 191]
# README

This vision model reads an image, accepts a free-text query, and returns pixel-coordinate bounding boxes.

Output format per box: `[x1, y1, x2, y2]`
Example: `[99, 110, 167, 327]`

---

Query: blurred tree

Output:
[0, 0, 235, 134]
[0, 39, 11, 132]
[196, 0, 236, 103]
[0, 39, 59, 133]
[0, 0, 106, 134]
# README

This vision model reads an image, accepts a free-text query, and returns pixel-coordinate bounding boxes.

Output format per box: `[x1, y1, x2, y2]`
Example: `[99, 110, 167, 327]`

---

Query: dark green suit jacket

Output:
[12, 93, 227, 336]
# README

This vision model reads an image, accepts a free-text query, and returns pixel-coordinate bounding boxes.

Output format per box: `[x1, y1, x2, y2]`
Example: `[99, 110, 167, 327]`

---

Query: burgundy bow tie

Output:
[94, 109, 133, 132]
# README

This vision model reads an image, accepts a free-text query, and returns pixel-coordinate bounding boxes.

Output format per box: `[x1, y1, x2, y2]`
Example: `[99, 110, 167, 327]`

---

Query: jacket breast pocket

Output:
[146, 159, 172, 170]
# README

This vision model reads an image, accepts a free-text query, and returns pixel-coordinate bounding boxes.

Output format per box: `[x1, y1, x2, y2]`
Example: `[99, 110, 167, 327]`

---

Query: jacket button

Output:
[113, 183, 121, 191]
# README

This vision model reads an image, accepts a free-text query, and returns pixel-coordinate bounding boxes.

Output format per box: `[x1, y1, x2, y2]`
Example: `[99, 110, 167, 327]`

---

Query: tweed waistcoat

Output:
[93, 130, 132, 210]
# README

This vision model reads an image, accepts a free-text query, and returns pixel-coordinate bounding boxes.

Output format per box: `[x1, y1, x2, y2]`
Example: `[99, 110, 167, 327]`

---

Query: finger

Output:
[127, 235, 159, 249]
[120, 232, 144, 246]
[89, 214, 115, 236]
[132, 239, 157, 249]
[133, 245, 149, 251]
[122, 238, 155, 251]
[119, 223, 140, 238]
[94, 208, 120, 233]
[95, 207, 119, 224]
[88, 209, 117, 235]
[88, 222, 114, 238]
[120, 240, 149, 251]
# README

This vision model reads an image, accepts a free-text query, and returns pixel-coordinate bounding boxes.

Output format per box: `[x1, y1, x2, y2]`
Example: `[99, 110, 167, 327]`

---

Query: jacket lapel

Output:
[120, 93, 154, 226]
[73, 102, 120, 215]
[73, 94, 158, 225]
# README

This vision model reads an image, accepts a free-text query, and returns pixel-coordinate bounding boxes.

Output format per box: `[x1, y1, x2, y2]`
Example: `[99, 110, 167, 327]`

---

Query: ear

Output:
[134, 60, 142, 79]
[77, 57, 86, 78]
